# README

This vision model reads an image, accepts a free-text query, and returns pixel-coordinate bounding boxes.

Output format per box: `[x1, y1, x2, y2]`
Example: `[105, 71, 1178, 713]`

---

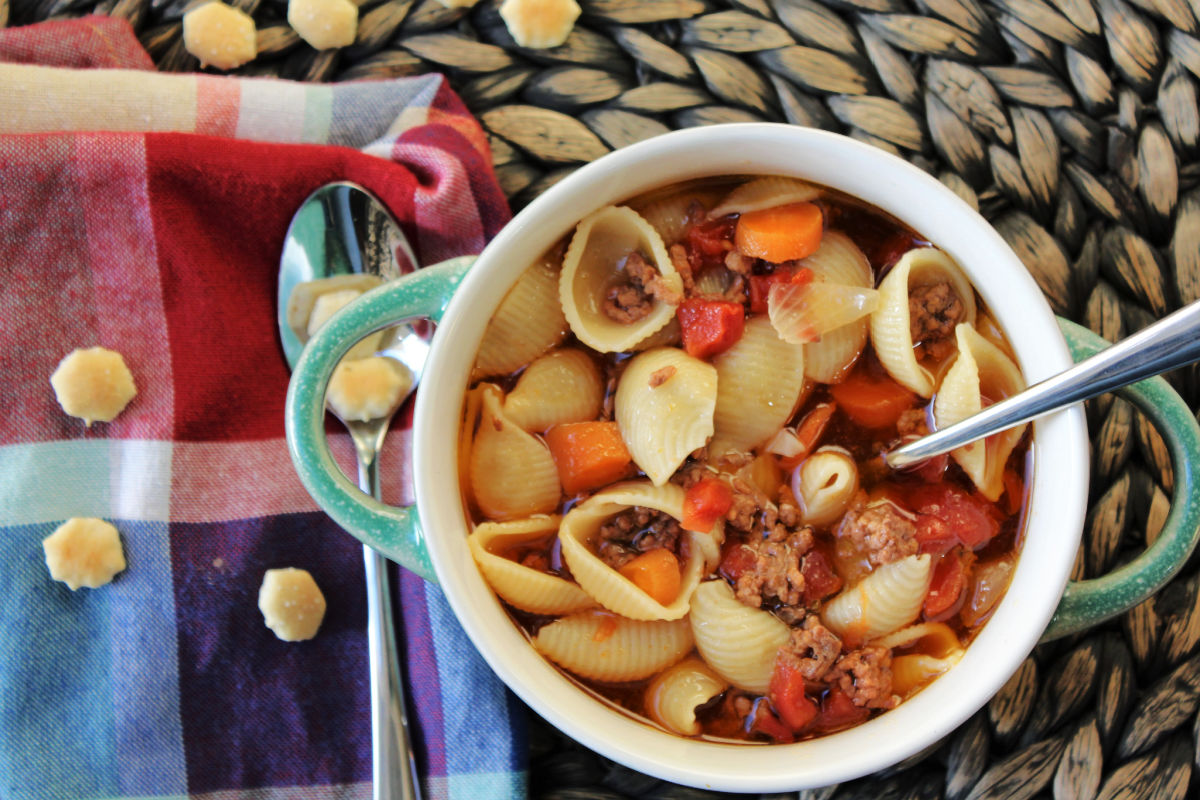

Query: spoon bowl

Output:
[278, 181, 425, 800]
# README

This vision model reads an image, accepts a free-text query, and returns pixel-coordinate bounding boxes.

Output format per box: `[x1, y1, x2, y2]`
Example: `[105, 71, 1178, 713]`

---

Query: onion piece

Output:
[768, 280, 880, 344]
[765, 426, 804, 458]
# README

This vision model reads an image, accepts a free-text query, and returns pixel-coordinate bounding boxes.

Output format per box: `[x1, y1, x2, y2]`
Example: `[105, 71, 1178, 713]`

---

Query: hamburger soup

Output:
[459, 175, 1030, 743]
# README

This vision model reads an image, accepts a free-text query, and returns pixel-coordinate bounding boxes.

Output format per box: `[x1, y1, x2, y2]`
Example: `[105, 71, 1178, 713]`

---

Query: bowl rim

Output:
[413, 123, 1089, 792]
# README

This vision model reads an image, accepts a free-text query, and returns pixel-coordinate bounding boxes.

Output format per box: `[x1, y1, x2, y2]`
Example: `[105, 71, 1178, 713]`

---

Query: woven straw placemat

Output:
[8, 0, 1200, 796]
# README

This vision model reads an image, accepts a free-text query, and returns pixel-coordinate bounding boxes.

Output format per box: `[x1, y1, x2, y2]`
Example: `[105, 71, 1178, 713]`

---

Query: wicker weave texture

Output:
[7, 0, 1200, 796]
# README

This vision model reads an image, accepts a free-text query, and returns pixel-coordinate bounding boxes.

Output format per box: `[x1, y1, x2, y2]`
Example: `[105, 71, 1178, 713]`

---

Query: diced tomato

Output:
[908, 484, 1000, 550]
[914, 513, 957, 556]
[682, 477, 734, 532]
[685, 217, 736, 271]
[677, 299, 745, 359]
[718, 541, 757, 583]
[924, 547, 971, 621]
[814, 687, 870, 733]
[868, 230, 926, 274]
[909, 452, 949, 484]
[748, 698, 795, 743]
[801, 548, 843, 606]
[768, 658, 820, 731]
[748, 266, 813, 314]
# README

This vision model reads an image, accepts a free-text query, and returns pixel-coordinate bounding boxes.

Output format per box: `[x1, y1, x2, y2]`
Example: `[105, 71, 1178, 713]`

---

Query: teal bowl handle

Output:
[284, 256, 476, 582]
[1040, 317, 1200, 641]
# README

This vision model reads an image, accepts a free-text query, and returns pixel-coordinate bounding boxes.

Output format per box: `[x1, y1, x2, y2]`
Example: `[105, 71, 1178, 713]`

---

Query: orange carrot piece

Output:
[829, 372, 916, 429]
[778, 401, 838, 471]
[544, 421, 634, 495]
[734, 202, 824, 263]
[618, 548, 682, 606]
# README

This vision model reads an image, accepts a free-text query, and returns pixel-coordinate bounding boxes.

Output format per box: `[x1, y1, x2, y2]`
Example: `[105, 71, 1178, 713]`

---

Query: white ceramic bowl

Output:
[413, 124, 1089, 791]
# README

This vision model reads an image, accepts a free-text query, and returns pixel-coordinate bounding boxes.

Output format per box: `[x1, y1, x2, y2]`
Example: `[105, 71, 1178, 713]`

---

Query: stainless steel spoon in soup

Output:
[886, 299, 1200, 468]
[278, 182, 427, 800]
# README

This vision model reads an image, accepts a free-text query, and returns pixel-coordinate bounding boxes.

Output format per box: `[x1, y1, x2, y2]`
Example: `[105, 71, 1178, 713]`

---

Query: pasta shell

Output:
[474, 253, 569, 379]
[634, 187, 724, 246]
[533, 611, 693, 683]
[558, 481, 717, 620]
[458, 384, 486, 508]
[504, 348, 603, 433]
[708, 177, 820, 219]
[630, 317, 681, 351]
[801, 232, 874, 384]
[559, 206, 684, 353]
[890, 652, 963, 696]
[615, 348, 717, 486]
[933, 323, 1027, 501]
[690, 580, 790, 693]
[822, 554, 932, 641]
[793, 446, 860, 527]
[469, 385, 561, 520]
[710, 316, 805, 458]
[645, 657, 729, 736]
[468, 517, 595, 615]
[869, 248, 978, 397]
[871, 621, 963, 659]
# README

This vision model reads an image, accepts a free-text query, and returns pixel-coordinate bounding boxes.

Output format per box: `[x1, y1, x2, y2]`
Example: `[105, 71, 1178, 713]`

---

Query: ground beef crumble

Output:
[909, 281, 965, 360]
[603, 251, 684, 324]
[896, 406, 930, 438]
[733, 524, 815, 612]
[777, 615, 843, 682]
[837, 499, 919, 568]
[596, 506, 681, 569]
[825, 646, 897, 709]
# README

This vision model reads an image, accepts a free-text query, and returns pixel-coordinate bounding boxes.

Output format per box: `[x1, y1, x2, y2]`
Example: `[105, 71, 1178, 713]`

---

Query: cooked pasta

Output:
[634, 187, 724, 246]
[644, 657, 729, 736]
[460, 174, 1030, 745]
[614, 347, 717, 486]
[891, 653, 962, 696]
[690, 580, 791, 693]
[933, 323, 1027, 501]
[707, 176, 820, 219]
[710, 316, 806, 458]
[533, 611, 693, 683]
[822, 554, 932, 640]
[793, 446, 859, 527]
[504, 348, 603, 433]
[800, 232, 874, 384]
[558, 481, 714, 621]
[560, 205, 683, 353]
[870, 247, 978, 397]
[468, 384, 561, 519]
[467, 517, 595, 615]
[473, 253, 569, 379]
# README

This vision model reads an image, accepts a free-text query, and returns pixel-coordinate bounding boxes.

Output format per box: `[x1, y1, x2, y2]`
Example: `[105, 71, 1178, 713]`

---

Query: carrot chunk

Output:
[828, 372, 916, 429]
[734, 202, 823, 263]
[618, 548, 682, 606]
[544, 421, 634, 494]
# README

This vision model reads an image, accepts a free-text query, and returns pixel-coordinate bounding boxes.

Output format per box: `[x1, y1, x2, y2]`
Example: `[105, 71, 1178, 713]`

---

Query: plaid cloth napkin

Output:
[0, 17, 528, 800]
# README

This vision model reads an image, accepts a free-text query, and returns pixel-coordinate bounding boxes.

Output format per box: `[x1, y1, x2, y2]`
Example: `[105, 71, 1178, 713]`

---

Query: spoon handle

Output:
[887, 299, 1200, 468]
[356, 445, 423, 800]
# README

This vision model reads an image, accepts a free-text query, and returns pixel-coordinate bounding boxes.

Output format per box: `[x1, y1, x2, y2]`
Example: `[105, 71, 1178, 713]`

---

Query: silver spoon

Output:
[886, 299, 1200, 468]
[278, 181, 427, 800]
